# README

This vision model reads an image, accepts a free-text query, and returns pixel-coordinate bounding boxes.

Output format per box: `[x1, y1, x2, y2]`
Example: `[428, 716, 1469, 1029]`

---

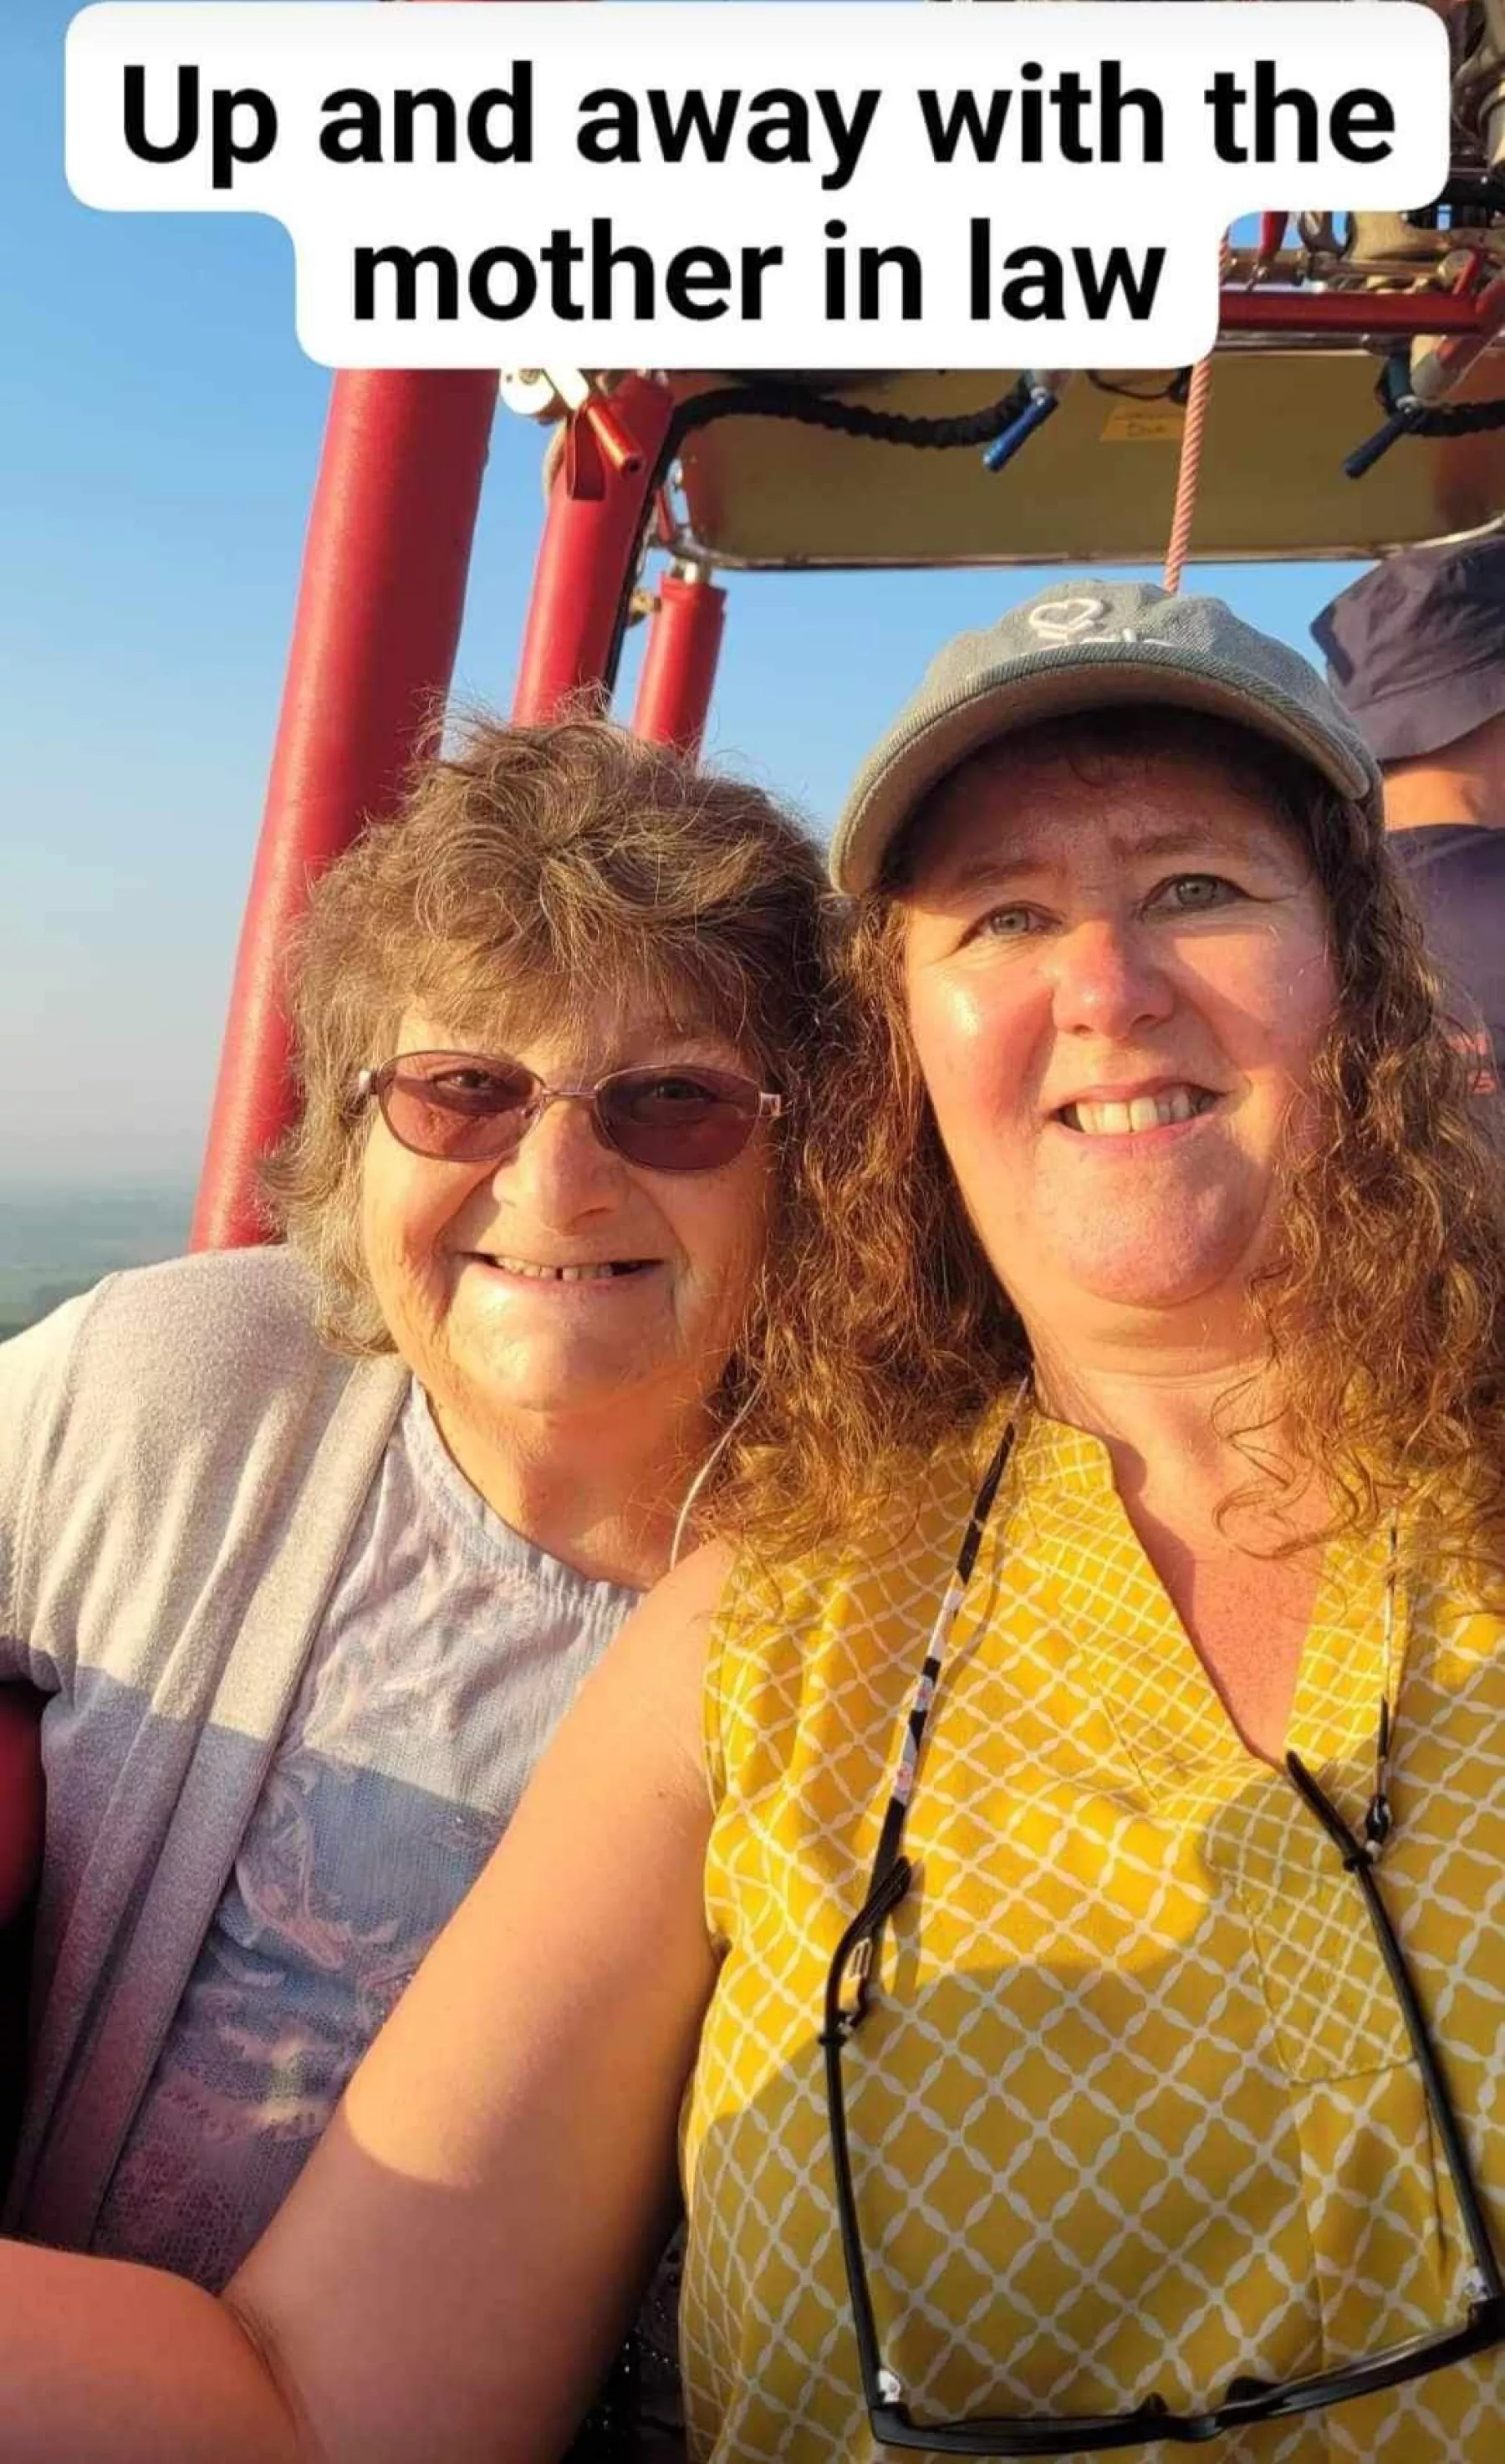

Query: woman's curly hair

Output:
[726, 708, 1505, 1574]
[261, 713, 833, 1500]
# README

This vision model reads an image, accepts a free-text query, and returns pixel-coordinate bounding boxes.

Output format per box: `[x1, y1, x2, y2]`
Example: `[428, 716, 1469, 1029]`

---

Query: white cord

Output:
[670, 1390, 757, 1571]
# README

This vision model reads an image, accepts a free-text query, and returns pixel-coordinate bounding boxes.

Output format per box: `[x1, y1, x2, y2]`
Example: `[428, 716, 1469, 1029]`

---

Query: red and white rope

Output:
[1163, 240, 1232, 595]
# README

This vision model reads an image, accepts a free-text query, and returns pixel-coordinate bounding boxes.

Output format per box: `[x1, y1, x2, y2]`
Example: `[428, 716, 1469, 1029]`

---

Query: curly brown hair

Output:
[727, 708, 1505, 1574]
[262, 716, 833, 1482]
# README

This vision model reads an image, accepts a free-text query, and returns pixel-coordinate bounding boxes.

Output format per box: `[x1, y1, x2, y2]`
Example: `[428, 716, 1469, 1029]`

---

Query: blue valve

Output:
[1344, 349, 1426, 481]
[1344, 396, 1426, 480]
[982, 385, 1059, 474]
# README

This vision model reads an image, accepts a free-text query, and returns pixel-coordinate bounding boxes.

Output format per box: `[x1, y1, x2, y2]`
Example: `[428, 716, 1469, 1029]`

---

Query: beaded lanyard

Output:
[1365, 1508, 1401, 1857]
[834, 1417, 1403, 2034]
[834, 1405, 1019, 2030]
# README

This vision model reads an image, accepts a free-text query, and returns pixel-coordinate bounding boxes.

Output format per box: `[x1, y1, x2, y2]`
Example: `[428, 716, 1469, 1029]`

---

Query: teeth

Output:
[1063, 1088, 1210, 1136]
[488, 1258, 636, 1280]
[1079, 1103, 1135, 1136]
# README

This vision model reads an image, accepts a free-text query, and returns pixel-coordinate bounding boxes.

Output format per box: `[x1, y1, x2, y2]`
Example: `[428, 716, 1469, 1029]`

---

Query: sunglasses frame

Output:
[354, 1050, 783, 1175]
[822, 1805, 1505, 2455]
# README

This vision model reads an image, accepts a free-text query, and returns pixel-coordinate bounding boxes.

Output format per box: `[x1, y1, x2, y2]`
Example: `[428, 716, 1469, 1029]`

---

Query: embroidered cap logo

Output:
[1026, 596, 1110, 646]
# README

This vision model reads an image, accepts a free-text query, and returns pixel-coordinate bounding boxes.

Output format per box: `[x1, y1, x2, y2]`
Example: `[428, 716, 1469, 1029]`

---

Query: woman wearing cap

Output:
[3, 583, 1505, 2462]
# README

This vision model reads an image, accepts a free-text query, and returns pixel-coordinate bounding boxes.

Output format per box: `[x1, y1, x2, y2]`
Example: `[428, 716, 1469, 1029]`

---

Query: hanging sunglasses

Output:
[819, 1413, 1505, 2453]
[355, 1051, 782, 1175]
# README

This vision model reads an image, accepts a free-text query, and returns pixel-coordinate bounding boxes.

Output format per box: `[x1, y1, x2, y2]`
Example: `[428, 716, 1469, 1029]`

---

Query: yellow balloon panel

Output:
[671, 360, 1505, 568]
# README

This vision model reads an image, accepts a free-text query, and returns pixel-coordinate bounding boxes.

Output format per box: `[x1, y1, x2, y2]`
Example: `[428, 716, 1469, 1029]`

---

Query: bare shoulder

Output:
[626, 1533, 738, 1640]
[561, 1536, 737, 1803]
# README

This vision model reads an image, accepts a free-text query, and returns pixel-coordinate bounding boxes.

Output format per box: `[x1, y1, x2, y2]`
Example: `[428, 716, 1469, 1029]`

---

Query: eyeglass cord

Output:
[1366, 1510, 1400, 1857]
[842, 1411, 1405, 2035]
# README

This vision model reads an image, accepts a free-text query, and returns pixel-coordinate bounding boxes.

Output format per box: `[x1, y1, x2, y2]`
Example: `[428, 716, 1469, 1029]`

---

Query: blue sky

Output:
[3, 0, 1366, 1190]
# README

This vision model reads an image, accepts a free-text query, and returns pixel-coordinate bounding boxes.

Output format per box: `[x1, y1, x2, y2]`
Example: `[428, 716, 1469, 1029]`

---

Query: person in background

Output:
[1314, 537, 1505, 1081]
[0, 716, 827, 2456]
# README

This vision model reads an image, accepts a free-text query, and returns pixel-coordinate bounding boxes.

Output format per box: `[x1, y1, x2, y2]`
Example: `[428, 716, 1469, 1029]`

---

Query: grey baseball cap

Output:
[830, 579, 1385, 895]
[1312, 539, 1505, 763]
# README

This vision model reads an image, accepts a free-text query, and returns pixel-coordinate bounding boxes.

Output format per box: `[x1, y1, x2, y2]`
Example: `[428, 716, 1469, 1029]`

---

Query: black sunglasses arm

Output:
[1288, 1750, 1505, 2305]
[821, 1854, 915, 2048]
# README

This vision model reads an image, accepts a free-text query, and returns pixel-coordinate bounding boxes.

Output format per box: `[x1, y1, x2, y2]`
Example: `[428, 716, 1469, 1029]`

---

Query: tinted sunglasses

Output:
[355, 1051, 782, 1174]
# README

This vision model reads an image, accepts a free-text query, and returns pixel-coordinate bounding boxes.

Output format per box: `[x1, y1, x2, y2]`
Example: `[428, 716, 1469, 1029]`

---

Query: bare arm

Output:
[0, 2248, 304, 2461]
[0, 1540, 729, 2464]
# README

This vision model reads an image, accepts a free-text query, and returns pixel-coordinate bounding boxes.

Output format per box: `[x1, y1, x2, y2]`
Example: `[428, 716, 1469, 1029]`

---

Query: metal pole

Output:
[191, 370, 497, 1250]
[512, 376, 677, 722]
[1219, 290, 1490, 339]
[191, 0, 523, 1252]
[0, 1689, 42, 1933]
[630, 567, 727, 758]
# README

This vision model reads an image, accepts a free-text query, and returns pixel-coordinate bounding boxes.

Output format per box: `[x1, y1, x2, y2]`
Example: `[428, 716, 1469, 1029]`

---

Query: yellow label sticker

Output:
[1099, 402, 1185, 445]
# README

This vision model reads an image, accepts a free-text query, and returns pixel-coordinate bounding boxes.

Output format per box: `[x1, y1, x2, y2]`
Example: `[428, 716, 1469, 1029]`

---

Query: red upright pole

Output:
[0, 1690, 43, 1932]
[512, 377, 677, 722]
[191, 369, 497, 1250]
[631, 569, 727, 758]
[191, 0, 523, 1253]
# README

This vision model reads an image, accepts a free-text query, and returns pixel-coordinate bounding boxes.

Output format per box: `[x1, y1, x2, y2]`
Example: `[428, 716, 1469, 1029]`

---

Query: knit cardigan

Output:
[0, 1247, 406, 2248]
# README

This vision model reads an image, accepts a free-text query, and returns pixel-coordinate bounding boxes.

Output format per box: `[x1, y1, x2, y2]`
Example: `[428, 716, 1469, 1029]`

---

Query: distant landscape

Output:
[0, 1186, 194, 1341]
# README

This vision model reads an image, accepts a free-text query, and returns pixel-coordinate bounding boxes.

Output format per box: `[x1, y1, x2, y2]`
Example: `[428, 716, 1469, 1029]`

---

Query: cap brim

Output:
[832, 650, 1379, 894]
[1344, 654, 1505, 764]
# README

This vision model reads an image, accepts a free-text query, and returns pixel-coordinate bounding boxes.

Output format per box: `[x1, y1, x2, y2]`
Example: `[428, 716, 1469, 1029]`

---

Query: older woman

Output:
[2, 583, 1504, 2463]
[0, 717, 824, 2387]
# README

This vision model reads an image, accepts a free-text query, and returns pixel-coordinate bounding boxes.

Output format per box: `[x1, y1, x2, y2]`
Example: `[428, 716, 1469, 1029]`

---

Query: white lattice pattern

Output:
[681, 1413, 1505, 2461]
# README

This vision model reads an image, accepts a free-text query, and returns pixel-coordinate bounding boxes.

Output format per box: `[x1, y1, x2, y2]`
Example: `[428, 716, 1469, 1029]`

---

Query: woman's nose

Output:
[490, 1091, 623, 1220]
[1048, 917, 1175, 1040]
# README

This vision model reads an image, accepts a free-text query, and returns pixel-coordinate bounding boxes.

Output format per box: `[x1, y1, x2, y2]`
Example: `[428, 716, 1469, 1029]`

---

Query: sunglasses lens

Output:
[600, 1069, 763, 1171]
[381, 1055, 537, 1161]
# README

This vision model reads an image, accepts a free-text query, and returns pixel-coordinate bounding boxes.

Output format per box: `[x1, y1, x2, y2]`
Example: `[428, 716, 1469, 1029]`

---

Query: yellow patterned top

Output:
[681, 1409, 1505, 2462]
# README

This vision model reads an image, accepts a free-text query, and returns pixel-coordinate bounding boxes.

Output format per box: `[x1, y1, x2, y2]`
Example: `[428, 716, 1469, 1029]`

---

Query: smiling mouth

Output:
[1056, 1087, 1220, 1136]
[474, 1256, 656, 1282]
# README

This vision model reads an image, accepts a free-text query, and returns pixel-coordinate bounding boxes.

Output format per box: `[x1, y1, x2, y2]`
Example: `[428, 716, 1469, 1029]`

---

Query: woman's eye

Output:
[427, 1068, 520, 1107]
[974, 905, 1041, 940]
[640, 1076, 708, 1104]
[434, 1069, 499, 1093]
[1153, 874, 1240, 915]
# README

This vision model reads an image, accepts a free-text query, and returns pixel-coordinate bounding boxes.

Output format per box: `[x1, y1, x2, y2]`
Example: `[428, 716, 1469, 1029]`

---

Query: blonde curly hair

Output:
[261, 717, 833, 1482]
[725, 707, 1505, 1575]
